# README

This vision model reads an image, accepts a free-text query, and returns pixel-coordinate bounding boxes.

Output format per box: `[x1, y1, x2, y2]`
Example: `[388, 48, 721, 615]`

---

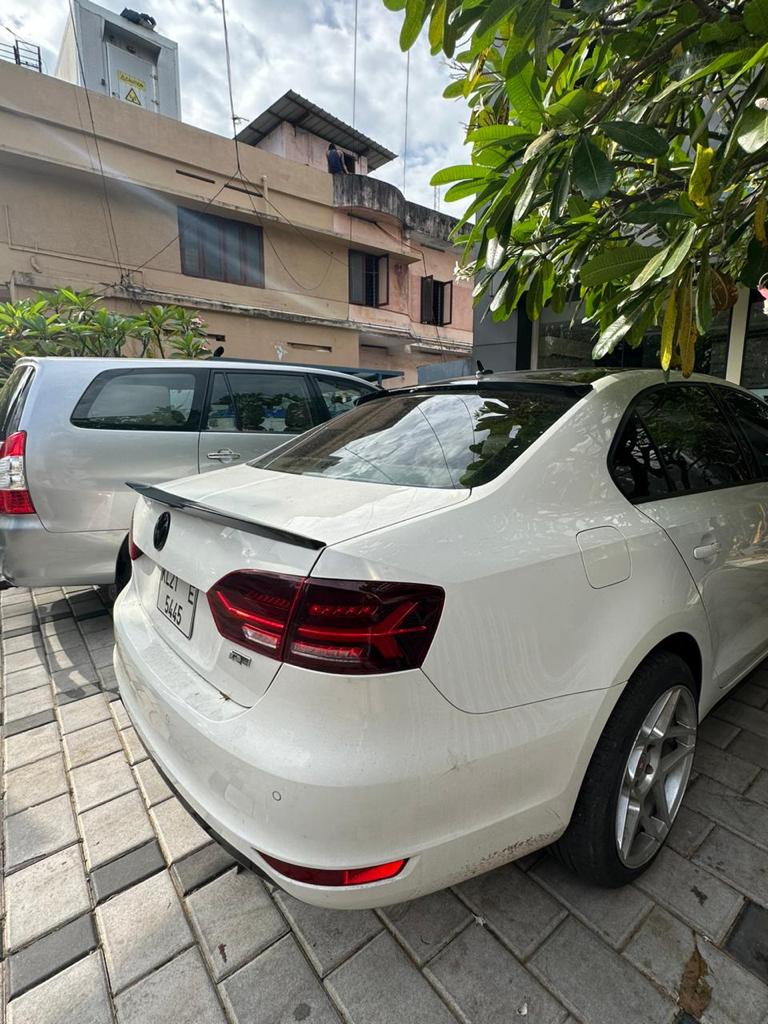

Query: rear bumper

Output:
[0, 515, 124, 587]
[114, 582, 620, 909]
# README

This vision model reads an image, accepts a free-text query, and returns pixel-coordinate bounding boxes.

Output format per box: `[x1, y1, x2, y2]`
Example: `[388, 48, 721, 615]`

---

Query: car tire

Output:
[553, 649, 698, 887]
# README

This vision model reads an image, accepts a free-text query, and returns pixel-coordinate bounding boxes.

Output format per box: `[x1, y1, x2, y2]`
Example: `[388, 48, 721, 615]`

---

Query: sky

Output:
[2, 0, 469, 212]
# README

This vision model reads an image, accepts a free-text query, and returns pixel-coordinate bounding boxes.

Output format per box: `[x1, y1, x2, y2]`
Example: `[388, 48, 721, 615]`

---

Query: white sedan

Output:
[113, 368, 768, 908]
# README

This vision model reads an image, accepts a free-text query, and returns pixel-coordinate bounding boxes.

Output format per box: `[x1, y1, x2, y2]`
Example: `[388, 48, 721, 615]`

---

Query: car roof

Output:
[16, 357, 377, 387]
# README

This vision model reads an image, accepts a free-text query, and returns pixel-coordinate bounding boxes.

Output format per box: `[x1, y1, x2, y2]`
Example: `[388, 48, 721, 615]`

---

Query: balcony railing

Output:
[0, 40, 42, 73]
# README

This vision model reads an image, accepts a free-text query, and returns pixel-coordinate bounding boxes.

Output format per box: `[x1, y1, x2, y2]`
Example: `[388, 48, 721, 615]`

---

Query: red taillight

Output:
[259, 852, 406, 887]
[128, 515, 143, 561]
[0, 431, 35, 515]
[207, 572, 444, 674]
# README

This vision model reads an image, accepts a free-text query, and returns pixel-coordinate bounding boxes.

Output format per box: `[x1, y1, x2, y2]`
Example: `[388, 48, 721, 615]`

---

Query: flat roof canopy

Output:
[237, 90, 397, 171]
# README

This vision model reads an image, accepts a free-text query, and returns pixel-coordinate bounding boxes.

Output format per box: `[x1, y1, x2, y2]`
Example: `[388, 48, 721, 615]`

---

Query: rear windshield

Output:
[0, 365, 34, 440]
[256, 385, 585, 489]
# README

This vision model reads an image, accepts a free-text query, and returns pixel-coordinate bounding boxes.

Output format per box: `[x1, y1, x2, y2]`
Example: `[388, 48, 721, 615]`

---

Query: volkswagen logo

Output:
[153, 511, 171, 551]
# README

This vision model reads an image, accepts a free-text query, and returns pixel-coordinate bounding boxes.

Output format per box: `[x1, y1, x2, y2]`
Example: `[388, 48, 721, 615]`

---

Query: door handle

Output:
[693, 541, 721, 561]
[206, 449, 241, 461]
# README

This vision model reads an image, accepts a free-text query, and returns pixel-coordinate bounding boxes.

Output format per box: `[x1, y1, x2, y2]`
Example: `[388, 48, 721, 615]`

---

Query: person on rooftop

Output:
[326, 143, 347, 174]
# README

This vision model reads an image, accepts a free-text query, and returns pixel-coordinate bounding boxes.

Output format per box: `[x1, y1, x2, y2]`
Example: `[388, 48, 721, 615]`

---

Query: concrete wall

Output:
[0, 61, 470, 382]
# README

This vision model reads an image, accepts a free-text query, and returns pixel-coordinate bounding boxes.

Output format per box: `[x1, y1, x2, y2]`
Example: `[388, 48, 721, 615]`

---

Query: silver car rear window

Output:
[255, 385, 585, 489]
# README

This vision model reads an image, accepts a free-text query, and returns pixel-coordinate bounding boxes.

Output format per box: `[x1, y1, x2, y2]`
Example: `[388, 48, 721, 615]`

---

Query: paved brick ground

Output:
[3, 586, 768, 1024]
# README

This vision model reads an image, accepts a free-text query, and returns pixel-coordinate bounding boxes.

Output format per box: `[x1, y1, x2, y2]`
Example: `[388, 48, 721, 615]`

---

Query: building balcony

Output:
[333, 174, 459, 246]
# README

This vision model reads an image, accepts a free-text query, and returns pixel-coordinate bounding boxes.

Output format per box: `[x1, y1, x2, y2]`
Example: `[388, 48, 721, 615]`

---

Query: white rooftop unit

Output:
[56, 0, 180, 120]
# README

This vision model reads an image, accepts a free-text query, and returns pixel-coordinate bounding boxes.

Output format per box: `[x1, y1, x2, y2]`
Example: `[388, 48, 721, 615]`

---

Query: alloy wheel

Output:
[615, 685, 697, 868]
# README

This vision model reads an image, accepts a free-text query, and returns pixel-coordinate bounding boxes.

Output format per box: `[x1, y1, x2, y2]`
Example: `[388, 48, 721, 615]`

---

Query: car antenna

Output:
[476, 360, 493, 377]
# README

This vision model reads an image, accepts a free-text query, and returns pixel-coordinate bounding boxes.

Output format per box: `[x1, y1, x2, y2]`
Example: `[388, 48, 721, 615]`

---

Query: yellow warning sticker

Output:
[118, 71, 145, 89]
[124, 88, 142, 106]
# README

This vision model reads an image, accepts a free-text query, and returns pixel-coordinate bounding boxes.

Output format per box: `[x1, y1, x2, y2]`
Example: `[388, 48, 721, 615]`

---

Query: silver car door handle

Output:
[693, 541, 721, 560]
[207, 449, 241, 461]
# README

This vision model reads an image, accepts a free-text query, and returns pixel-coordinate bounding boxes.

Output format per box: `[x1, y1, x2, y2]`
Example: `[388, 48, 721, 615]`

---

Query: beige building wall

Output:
[0, 61, 471, 385]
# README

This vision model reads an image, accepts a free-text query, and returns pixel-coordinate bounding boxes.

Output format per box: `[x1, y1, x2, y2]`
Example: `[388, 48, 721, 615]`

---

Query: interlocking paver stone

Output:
[667, 806, 716, 858]
[57, 693, 111, 735]
[379, 890, 472, 966]
[70, 750, 135, 813]
[90, 840, 165, 904]
[5, 793, 78, 869]
[133, 759, 171, 807]
[684, 776, 768, 851]
[694, 826, 768, 906]
[725, 901, 768, 985]
[5, 753, 68, 816]
[6, 952, 112, 1024]
[426, 922, 567, 1024]
[530, 855, 653, 948]
[171, 842, 236, 896]
[635, 846, 744, 942]
[5, 664, 48, 694]
[7, 913, 98, 999]
[151, 796, 210, 863]
[693, 741, 761, 793]
[109, 699, 131, 731]
[120, 725, 148, 765]
[5, 846, 90, 950]
[97, 869, 193, 993]
[458, 864, 567, 959]
[3, 708, 57, 737]
[727, 729, 768, 770]
[714, 700, 768, 739]
[733, 682, 768, 709]
[4, 721, 60, 771]
[5, 648, 47, 673]
[187, 867, 288, 980]
[746, 770, 768, 805]
[5, 685, 54, 724]
[327, 930, 454, 1024]
[529, 917, 675, 1024]
[3, 633, 44, 655]
[115, 947, 227, 1024]
[625, 905, 768, 1024]
[223, 934, 341, 1024]
[63, 718, 122, 769]
[275, 889, 382, 977]
[80, 790, 154, 869]
[46, 643, 91, 673]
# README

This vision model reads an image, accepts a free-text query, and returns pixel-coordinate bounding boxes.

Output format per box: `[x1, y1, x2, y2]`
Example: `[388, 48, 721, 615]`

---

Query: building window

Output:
[421, 277, 453, 326]
[349, 250, 388, 307]
[178, 209, 264, 288]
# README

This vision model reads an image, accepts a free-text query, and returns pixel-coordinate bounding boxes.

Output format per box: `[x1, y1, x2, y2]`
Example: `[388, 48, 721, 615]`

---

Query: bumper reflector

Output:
[259, 852, 407, 887]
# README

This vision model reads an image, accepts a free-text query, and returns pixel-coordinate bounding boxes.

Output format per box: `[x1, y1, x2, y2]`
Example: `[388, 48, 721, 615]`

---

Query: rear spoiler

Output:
[126, 483, 325, 552]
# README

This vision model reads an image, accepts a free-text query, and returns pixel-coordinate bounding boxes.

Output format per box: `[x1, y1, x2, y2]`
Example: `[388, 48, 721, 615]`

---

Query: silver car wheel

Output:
[615, 685, 697, 869]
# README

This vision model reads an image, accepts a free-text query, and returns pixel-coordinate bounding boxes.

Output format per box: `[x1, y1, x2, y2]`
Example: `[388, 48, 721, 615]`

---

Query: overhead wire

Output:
[66, 0, 126, 282]
[352, 0, 359, 127]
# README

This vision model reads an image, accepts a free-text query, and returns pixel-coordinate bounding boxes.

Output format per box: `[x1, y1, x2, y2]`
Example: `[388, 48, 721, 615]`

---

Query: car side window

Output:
[720, 389, 768, 479]
[611, 412, 671, 501]
[314, 377, 373, 419]
[71, 370, 202, 430]
[205, 372, 317, 434]
[635, 385, 749, 494]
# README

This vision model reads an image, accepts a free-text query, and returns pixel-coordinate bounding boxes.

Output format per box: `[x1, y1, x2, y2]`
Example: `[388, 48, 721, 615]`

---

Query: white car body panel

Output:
[114, 368, 768, 907]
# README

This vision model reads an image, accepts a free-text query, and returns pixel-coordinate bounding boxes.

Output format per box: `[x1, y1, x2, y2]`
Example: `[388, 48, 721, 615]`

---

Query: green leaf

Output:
[547, 88, 599, 127]
[571, 136, 615, 200]
[737, 105, 768, 153]
[581, 245, 660, 287]
[523, 130, 557, 162]
[476, 0, 513, 39]
[383, 0, 406, 9]
[506, 64, 543, 129]
[549, 164, 570, 221]
[621, 200, 691, 225]
[662, 223, 698, 280]
[630, 243, 673, 292]
[745, 0, 768, 36]
[654, 49, 755, 102]
[430, 164, 489, 185]
[486, 236, 506, 272]
[593, 315, 632, 359]
[466, 125, 533, 143]
[601, 121, 667, 158]
[399, 0, 429, 49]
[696, 261, 713, 334]
[443, 79, 466, 99]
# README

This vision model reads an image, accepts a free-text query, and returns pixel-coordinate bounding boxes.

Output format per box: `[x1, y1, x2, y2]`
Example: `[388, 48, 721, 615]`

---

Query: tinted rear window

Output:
[71, 370, 203, 430]
[256, 386, 584, 489]
[0, 365, 34, 440]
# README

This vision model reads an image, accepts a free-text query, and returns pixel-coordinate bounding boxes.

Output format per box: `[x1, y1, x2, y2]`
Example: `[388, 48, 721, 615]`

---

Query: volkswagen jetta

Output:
[113, 368, 768, 907]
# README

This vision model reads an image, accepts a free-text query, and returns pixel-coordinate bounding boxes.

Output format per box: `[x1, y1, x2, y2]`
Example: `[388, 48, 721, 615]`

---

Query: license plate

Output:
[157, 569, 198, 638]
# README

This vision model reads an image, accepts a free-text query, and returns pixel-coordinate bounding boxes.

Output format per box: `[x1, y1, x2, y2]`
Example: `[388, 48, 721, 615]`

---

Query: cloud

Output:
[6, 0, 470, 212]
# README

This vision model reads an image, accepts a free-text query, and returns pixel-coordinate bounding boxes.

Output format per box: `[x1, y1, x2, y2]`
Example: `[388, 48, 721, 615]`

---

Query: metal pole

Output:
[403, 50, 410, 194]
[352, 0, 359, 127]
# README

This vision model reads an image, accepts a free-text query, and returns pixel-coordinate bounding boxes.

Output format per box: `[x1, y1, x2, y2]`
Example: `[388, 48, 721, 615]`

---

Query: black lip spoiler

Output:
[126, 482, 325, 552]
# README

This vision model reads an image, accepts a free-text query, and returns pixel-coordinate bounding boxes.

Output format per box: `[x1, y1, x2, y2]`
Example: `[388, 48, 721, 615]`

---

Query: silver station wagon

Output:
[0, 357, 376, 590]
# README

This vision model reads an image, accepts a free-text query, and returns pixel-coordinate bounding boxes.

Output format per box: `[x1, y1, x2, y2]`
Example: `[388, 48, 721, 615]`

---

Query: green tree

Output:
[385, 0, 768, 373]
[0, 290, 211, 377]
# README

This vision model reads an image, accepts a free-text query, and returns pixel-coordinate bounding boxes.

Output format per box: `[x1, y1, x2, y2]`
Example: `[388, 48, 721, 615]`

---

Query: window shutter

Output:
[243, 225, 264, 287]
[349, 251, 365, 304]
[441, 281, 453, 326]
[178, 210, 203, 277]
[377, 254, 389, 307]
[421, 276, 434, 324]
